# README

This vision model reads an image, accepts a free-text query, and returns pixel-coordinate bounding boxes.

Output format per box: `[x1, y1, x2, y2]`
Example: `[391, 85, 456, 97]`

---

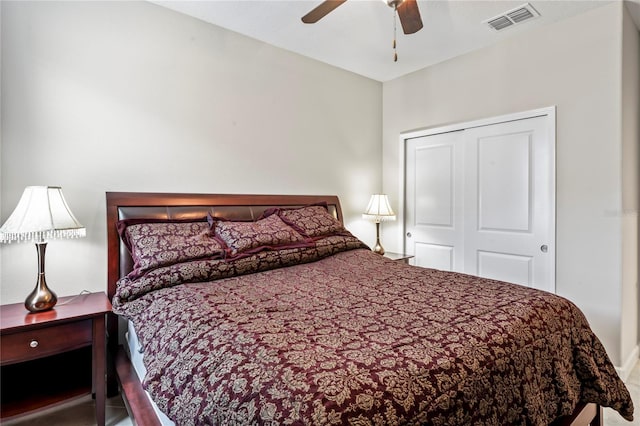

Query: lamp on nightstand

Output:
[362, 194, 396, 255]
[0, 186, 86, 313]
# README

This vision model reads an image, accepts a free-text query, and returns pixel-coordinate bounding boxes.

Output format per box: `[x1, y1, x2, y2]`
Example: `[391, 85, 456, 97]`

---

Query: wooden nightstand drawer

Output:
[1, 320, 92, 365]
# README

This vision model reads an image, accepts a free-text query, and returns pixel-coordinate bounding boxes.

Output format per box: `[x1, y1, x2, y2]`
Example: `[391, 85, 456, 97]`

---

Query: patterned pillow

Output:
[276, 204, 346, 238]
[118, 220, 224, 278]
[212, 214, 311, 257]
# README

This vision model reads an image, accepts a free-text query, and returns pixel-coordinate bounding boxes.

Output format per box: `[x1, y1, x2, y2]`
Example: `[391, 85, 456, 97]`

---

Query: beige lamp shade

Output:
[362, 194, 397, 223]
[0, 186, 86, 243]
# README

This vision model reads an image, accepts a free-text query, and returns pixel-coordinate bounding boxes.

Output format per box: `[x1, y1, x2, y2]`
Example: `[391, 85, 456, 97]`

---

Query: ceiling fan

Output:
[301, 0, 423, 35]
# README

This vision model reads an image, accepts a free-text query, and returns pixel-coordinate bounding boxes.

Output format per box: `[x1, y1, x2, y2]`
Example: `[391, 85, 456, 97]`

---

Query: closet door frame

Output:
[398, 106, 556, 290]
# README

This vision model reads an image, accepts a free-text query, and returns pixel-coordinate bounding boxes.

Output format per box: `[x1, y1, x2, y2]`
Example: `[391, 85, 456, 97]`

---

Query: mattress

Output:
[125, 320, 174, 426]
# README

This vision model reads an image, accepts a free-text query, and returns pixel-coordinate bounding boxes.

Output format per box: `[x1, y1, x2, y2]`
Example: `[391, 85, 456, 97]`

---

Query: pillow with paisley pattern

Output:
[263, 203, 346, 238]
[210, 213, 312, 258]
[118, 219, 225, 278]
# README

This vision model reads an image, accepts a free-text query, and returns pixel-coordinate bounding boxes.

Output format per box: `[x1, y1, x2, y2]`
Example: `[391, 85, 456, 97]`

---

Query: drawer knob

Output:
[29, 340, 39, 348]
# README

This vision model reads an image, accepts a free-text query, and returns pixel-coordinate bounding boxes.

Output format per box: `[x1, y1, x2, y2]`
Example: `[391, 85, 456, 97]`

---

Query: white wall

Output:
[382, 2, 638, 369]
[0, 2, 3, 286]
[0, 1, 382, 304]
[621, 1, 640, 367]
[2, 0, 637, 374]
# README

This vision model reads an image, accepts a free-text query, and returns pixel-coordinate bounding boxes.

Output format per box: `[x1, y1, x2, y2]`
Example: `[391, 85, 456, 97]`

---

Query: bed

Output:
[106, 192, 634, 426]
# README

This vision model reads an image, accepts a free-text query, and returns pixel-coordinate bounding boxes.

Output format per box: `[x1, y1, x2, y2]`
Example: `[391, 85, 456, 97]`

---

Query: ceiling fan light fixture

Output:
[385, 0, 404, 8]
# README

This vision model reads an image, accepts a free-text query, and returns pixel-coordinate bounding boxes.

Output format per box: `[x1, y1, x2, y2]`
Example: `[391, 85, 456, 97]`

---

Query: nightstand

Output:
[383, 252, 414, 264]
[0, 292, 111, 425]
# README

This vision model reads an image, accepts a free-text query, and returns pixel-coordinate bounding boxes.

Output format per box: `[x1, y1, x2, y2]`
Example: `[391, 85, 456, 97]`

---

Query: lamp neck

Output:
[373, 221, 385, 255]
[35, 241, 47, 276]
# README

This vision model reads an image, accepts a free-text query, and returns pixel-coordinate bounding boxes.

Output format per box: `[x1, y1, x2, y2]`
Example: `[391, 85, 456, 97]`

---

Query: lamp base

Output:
[372, 242, 385, 255]
[25, 242, 57, 313]
[372, 222, 385, 255]
[25, 279, 57, 313]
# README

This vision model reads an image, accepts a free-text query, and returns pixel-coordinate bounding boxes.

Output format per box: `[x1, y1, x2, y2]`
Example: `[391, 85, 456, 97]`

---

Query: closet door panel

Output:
[464, 116, 553, 292]
[405, 131, 465, 272]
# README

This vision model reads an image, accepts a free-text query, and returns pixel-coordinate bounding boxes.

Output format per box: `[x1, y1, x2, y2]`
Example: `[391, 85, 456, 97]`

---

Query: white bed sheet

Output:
[125, 320, 175, 426]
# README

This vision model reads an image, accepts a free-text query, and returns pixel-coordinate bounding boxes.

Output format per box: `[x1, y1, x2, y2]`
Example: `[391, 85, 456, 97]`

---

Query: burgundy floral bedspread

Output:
[114, 246, 633, 425]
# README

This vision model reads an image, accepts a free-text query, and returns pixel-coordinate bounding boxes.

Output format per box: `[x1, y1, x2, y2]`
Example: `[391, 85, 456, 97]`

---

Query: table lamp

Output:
[0, 186, 86, 313]
[362, 194, 396, 255]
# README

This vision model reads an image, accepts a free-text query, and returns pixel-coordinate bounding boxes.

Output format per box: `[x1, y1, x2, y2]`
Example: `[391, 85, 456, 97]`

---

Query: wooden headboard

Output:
[105, 192, 343, 302]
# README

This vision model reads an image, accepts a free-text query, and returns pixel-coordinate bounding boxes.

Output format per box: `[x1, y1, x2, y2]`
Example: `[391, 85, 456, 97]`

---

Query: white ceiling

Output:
[152, 0, 639, 82]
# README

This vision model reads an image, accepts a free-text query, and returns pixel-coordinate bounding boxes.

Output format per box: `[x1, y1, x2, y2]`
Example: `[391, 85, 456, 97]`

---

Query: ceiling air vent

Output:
[485, 3, 540, 31]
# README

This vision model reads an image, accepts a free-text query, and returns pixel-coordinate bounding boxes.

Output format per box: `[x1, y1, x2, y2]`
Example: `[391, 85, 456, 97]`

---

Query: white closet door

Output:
[404, 113, 555, 292]
[405, 131, 465, 272]
[463, 116, 554, 292]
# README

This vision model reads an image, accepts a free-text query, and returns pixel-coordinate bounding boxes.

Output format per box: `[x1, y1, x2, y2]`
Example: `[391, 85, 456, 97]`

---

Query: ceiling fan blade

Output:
[301, 0, 348, 24]
[397, 0, 423, 34]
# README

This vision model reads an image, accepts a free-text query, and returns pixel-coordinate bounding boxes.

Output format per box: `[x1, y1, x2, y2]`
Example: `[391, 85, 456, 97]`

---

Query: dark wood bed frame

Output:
[105, 192, 603, 426]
